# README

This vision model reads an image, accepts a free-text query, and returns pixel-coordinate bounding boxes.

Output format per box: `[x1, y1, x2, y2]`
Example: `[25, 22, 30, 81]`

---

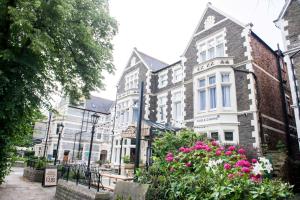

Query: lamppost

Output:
[54, 123, 64, 165]
[87, 112, 100, 172]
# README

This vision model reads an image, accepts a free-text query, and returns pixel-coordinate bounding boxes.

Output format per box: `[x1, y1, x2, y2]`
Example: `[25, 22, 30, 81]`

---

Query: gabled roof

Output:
[135, 48, 169, 71]
[182, 2, 246, 56]
[85, 96, 114, 114]
[153, 60, 181, 73]
[274, 0, 292, 22]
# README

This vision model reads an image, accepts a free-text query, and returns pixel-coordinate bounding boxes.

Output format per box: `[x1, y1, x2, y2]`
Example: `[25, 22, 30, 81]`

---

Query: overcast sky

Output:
[92, 0, 285, 100]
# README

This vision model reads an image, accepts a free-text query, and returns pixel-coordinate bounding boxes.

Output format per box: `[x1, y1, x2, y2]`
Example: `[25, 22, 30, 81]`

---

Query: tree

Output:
[0, 0, 117, 183]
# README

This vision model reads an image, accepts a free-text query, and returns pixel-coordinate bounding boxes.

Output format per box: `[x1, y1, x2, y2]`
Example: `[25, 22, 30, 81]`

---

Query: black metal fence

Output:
[58, 164, 104, 192]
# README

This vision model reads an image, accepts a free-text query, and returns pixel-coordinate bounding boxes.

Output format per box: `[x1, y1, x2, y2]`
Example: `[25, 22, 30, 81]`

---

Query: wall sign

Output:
[196, 115, 220, 123]
[43, 168, 57, 187]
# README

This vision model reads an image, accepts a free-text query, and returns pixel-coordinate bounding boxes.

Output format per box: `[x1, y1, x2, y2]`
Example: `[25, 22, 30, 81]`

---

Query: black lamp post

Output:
[54, 123, 64, 165]
[87, 113, 100, 172]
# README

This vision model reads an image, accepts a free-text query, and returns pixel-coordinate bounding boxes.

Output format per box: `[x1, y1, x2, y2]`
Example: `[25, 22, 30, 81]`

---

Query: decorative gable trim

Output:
[274, 0, 292, 23]
[181, 2, 246, 57]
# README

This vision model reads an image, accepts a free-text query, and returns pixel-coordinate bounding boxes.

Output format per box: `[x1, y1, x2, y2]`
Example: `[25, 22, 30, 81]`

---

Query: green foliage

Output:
[123, 155, 131, 164]
[136, 130, 294, 200]
[0, 0, 117, 184]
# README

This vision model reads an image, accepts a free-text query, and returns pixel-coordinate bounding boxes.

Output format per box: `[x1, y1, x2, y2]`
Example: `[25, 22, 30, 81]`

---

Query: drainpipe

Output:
[289, 49, 300, 119]
[232, 67, 264, 145]
[276, 45, 292, 156]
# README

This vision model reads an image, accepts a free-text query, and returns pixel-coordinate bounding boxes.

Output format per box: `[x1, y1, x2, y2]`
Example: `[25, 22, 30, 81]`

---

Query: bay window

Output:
[196, 71, 233, 113]
[125, 70, 139, 91]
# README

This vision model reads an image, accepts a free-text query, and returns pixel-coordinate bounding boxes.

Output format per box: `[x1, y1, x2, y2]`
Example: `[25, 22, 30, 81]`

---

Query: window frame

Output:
[158, 71, 168, 88]
[196, 31, 226, 64]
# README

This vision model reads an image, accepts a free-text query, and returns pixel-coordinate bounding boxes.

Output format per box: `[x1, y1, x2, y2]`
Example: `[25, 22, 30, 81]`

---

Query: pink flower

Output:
[250, 174, 261, 183]
[235, 160, 251, 168]
[228, 146, 235, 151]
[228, 174, 234, 179]
[224, 163, 231, 170]
[211, 141, 218, 146]
[205, 147, 212, 152]
[238, 148, 246, 154]
[241, 167, 250, 173]
[185, 162, 192, 167]
[225, 151, 232, 156]
[166, 152, 173, 157]
[252, 158, 257, 163]
[215, 150, 221, 156]
[165, 156, 174, 162]
[179, 147, 185, 152]
[218, 146, 225, 151]
[194, 144, 202, 150]
[170, 167, 175, 172]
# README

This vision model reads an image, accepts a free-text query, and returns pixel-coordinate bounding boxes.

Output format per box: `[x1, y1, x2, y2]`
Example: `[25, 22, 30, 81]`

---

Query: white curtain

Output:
[222, 85, 231, 107]
[210, 87, 216, 109]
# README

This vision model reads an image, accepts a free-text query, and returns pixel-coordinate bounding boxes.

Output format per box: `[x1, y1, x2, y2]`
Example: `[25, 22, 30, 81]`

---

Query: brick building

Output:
[275, 0, 300, 151]
[111, 3, 295, 171]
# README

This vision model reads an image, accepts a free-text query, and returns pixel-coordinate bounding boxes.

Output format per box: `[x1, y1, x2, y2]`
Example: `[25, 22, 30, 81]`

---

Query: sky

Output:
[92, 0, 286, 100]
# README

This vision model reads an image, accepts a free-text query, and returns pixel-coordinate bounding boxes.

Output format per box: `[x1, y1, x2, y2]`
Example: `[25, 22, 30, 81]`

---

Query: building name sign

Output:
[196, 115, 220, 123]
[43, 168, 57, 187]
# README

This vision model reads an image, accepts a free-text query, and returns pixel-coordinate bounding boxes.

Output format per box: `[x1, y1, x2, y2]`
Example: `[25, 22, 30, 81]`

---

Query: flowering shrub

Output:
[136, 130, 293, 200]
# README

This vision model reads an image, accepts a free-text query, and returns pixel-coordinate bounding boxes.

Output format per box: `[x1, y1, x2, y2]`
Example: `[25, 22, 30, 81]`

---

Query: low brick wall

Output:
[55, 180, 112, 200]
[23, 167, 44, 182]
[13, 161, 25, 168]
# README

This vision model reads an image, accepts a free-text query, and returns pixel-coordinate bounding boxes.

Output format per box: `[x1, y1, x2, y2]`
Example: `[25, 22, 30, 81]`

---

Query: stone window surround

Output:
[156, 92, 168, 123]
[116, 97, 138, 128]
[172, 64, 183, 84]
[124, 69, 139, 91]
[193, 67, 237, 116]
[158, 70, 168, 89]
[171, 87, 184, 126]
[196, 28, 227, 64]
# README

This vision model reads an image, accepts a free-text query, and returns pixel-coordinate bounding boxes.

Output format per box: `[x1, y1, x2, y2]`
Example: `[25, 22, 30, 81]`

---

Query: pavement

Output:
[0, 167, 56, 200]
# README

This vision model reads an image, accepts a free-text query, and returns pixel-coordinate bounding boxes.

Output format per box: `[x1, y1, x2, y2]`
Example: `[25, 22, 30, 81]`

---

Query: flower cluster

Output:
[165, 140, 273, 183]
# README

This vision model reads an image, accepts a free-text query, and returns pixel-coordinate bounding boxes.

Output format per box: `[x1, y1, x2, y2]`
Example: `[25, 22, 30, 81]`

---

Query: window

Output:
[198, 79, 206, 111]
[209, 76, 216, 109]
[221, 73, 231, 107]
[197, 32, 225, 63]
[173, 91, 182, 121]
[173, 67, 183, 83]
[157, 95, 167, 122]
[211, 132, 219, 140]
[130, 57, 136, 67]
[158, 72, 168, 88]
[125, 70, 138, 90]
[224, 132, 233, 141]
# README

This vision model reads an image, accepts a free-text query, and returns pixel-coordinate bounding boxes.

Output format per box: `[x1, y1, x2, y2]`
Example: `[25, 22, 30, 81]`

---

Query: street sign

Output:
[43, 168, 57, 187]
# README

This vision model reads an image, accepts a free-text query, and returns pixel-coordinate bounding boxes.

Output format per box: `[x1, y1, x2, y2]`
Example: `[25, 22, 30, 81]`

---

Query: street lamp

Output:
[54, 123, 64, 165]
[87, 113, 100, 172]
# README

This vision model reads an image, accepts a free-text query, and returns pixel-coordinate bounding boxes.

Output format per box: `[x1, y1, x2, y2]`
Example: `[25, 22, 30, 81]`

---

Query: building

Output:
[111, 3, 295, 171]
[35, 95, 114, 164]
[274, 0, 300, 151]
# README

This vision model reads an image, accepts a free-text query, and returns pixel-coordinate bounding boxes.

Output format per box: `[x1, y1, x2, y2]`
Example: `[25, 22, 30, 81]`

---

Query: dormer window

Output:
[196, 30, 226, 64]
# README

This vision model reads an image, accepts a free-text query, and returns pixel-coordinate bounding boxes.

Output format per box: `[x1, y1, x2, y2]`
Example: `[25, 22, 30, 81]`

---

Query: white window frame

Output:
[221, 72, 232, 109]
[158, 71, 168, 88]
[172, 65, 183, 83]
[157, 93, 168, 123]
[208, 74, 217, 111]
[125, 69, 139, 91]
[194, 69, 235, 114]
[196, 30, 226, 64]
[171, 88, 183, 124]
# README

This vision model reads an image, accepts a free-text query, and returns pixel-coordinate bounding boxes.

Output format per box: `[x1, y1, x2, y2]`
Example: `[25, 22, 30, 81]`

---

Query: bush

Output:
[136, 130, 294, 200]
[123, 155, 131, 164]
